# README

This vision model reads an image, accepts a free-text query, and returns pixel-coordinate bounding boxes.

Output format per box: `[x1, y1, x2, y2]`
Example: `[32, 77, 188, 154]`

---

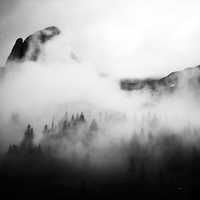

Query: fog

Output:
[1, 28, 200, 170]
[2, 0, 200, 77]
[1, 0, 200, 170]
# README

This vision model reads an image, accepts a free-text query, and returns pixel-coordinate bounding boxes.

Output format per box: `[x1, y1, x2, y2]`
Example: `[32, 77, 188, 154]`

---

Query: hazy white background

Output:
[1, 0, 200, 78]
[2, 1, 200, 168]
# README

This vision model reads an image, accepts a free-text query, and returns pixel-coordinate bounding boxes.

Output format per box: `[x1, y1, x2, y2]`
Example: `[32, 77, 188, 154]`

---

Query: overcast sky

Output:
[1, 0, 200, 78]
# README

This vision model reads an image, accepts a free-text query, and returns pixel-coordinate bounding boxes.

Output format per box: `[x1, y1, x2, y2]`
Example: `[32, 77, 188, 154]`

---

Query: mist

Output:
[1, 26, 200, 171]
[2, 0, 200, 77]
[1, 0, 200, 172]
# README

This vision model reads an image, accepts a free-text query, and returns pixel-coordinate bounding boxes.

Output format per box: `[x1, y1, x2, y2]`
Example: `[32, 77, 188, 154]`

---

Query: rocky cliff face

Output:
[120, 66, 200, 93]
[7, 26, 60, 63]
[120, 72, 178, 92]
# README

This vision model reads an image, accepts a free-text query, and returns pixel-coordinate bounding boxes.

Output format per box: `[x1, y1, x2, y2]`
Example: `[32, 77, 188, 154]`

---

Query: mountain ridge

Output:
[120, 65, 200, 92]
[5, 26, 200, 93]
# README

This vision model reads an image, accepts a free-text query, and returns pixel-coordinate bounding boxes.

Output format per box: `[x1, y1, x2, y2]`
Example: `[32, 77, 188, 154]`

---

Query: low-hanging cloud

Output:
[2, 0, 200, 77]
[1, 28, 200, 171]
[1, 0, 200, 171]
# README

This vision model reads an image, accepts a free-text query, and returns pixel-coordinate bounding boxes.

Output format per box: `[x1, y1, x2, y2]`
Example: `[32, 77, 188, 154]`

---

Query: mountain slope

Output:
[7, 26, 60, 63]
[120, 65, 200, 92]
[5, 26, 200, 94]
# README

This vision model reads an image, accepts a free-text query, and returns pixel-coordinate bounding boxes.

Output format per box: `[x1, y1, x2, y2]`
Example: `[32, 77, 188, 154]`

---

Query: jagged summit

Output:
[7, 26, 61, 63]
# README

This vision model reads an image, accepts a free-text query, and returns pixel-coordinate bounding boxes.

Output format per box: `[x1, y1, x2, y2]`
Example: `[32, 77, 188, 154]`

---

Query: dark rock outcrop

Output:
[120, 65, 200, 93]
[120, 72, 178, 92]
[7, 26, 60, 63]
[7, 38, 24, 61]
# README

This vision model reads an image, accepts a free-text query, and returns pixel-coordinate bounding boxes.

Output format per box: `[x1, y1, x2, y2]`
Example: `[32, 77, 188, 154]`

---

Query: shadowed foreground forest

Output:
[1, 111, 200, 200]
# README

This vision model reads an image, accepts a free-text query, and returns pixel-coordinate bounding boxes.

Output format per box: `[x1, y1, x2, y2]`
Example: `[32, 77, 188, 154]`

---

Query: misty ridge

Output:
[1, 25, 200, 174]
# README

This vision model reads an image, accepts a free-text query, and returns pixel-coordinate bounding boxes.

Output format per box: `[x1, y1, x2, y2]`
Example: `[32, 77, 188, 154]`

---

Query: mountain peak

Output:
[6, 26, 61, 63]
